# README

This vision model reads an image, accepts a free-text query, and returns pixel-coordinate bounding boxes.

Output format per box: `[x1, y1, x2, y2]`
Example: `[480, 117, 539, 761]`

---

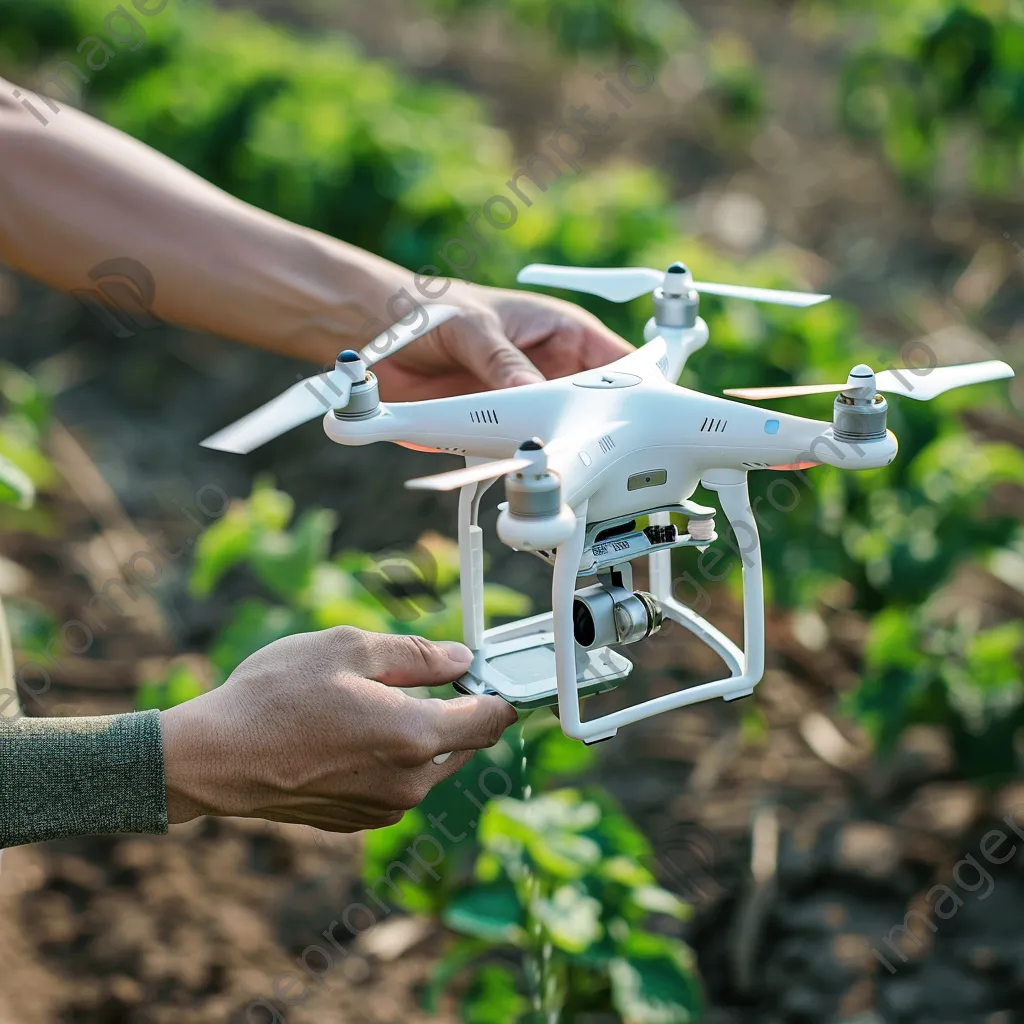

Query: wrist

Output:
[160, 702, 219, 824]
[292, 231, 421, 362]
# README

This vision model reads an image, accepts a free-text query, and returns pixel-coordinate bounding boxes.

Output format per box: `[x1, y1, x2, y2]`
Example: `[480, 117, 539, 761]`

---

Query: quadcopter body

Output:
[202, 261, 1013, 744]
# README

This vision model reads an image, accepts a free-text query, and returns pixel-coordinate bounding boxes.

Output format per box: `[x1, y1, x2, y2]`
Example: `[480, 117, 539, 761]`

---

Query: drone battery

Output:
[454, 618, 632, 710]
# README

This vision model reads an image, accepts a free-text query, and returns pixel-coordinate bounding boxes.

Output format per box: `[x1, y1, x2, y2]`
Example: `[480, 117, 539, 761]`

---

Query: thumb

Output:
[338, 629, 474, 687]
[449, 310, 545, 390]
[425, 693, 518, 754]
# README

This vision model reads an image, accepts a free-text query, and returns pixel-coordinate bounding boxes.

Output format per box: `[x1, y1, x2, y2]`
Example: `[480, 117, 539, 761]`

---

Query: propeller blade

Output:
[875, 360, 1014, 401]
[202, 304, 463, 454]
[360, 303, 461, 367]
[723, 382, 848, 400]
[517, 264, 663, 303]
[694, 281, 830, 307]
[725, 360, 1014, 403]
[405, 456, 532, 492]
[201, 371, 351, 454]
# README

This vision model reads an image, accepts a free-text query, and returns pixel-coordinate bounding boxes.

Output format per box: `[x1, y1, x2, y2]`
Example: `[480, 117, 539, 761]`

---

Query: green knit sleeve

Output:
[0, 710, 168, 848]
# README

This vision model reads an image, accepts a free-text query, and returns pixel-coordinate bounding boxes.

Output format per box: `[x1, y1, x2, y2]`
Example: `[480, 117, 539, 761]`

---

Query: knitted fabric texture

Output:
[0, 710, 168, 848]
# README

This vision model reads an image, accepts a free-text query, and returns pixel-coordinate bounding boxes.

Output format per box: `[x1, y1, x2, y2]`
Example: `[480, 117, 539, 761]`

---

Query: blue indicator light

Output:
[764, 419, 780, 435]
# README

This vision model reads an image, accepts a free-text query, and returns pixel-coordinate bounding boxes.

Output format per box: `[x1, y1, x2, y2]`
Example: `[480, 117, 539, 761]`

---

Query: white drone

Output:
[202, 261, 1014, 744]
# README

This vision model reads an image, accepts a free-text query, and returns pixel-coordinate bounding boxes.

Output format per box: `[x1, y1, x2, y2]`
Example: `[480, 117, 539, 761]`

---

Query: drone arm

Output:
[605, 319, 709, 383]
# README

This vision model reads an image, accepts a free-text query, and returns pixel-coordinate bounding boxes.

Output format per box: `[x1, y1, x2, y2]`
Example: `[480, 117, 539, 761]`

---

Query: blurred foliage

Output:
[429, 0, 696, 64]
[424, 0, 762, 131]
[848, 604, 1024, 783]
[421, 788, 700, 1022]
[364, 714, 597, 915]
[137, 477, 529, 708]
[827, 0, 1024, 194]
[0, 363, 53, 513]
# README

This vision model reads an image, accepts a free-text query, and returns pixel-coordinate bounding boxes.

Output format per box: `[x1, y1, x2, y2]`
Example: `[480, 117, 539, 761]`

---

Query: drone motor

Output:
[333, 370, 381, 420]
[496, 438, 578, 551]
[830, 364, 888, 442]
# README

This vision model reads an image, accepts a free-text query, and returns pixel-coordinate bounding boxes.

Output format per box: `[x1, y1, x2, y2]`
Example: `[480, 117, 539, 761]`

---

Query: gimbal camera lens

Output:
[572, 583, 664, 650]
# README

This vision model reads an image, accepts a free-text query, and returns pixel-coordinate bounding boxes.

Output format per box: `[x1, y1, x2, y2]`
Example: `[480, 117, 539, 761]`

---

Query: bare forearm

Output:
[0, 81, 414, 364]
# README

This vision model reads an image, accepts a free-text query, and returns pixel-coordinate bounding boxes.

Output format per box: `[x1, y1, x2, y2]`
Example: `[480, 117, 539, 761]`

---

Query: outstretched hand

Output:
[160, 627, 516, 832]
[370, 285, 635, 402]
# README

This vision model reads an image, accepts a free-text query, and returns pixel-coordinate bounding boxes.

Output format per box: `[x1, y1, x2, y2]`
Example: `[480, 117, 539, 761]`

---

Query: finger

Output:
[577, 320, 635, 370]
[343, 629, 474, 687]
[447, 311, 546, 390]
[423, 694, 517, 755]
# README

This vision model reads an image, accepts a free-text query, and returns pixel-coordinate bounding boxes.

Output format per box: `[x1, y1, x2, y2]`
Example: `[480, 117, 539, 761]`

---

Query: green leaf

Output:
[609, 933, 702, 1023]
[864, 606, 920, 671]
[530, 723, 598, 781]
[361, 809, 451, 913]
[0, 453, 34, 509]
[535, 884, 603, 953]
[442, 882, 525, 945]
[481, 583, 533, 621]
[208, 599, 308, 677]
[247, 476, 295, 531]
[481, 793, 603, 879]
[600, 854, 653, 888]
[189, 505, 254, 598]
[460, 964, 528, 1024]
[251, 507, 337, 601]
[135, 663, 211, 711]
[421, 936, 493, 1014]
[629, 885, 691, 921]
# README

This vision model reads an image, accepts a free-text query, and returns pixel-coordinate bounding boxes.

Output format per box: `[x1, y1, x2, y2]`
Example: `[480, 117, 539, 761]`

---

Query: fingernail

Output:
[435, 640, 473, 664]
[507, 371, 545, 388]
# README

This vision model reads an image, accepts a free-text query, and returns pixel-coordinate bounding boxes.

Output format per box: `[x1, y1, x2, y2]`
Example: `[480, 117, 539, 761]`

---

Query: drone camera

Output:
[573, 582, 664, 651]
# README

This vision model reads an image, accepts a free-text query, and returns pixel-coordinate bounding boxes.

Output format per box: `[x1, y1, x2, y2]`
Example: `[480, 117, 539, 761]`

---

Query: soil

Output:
[2, 1, 1023, 1021]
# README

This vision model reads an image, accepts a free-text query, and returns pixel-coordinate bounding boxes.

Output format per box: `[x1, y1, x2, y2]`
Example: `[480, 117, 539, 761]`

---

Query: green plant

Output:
[0, 362, 55, 719]
[363, 713, 598, 915]
[848, 602, 1024, 783]
[430, 0, 696, 63]
[834, 0, 1024, 194]
[137, 476, 529, 707]
[424, 787, 700, 1022]
[0, 362, 54, 515]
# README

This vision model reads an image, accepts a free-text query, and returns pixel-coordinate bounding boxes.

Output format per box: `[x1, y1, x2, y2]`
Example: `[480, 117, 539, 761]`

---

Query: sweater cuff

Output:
[0, 710, 168, 849]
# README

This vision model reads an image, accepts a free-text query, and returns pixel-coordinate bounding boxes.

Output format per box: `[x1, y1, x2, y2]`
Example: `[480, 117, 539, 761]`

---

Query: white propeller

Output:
[404, 425, 623, 492]
[201, 304, 461, 454]
[517, 262, 830, 307]
[406, 438, 553, 493]
[724, 360, 1015, 402]
[406, 455, 535, 492]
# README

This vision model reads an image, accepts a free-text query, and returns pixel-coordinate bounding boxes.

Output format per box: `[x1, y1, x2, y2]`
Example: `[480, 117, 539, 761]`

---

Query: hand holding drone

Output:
[202, 261, 1014, 744]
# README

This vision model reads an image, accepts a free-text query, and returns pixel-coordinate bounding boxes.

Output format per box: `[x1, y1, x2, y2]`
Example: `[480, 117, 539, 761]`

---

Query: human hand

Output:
[370, 284, 635, 401]
[159, 627, 516, 832]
